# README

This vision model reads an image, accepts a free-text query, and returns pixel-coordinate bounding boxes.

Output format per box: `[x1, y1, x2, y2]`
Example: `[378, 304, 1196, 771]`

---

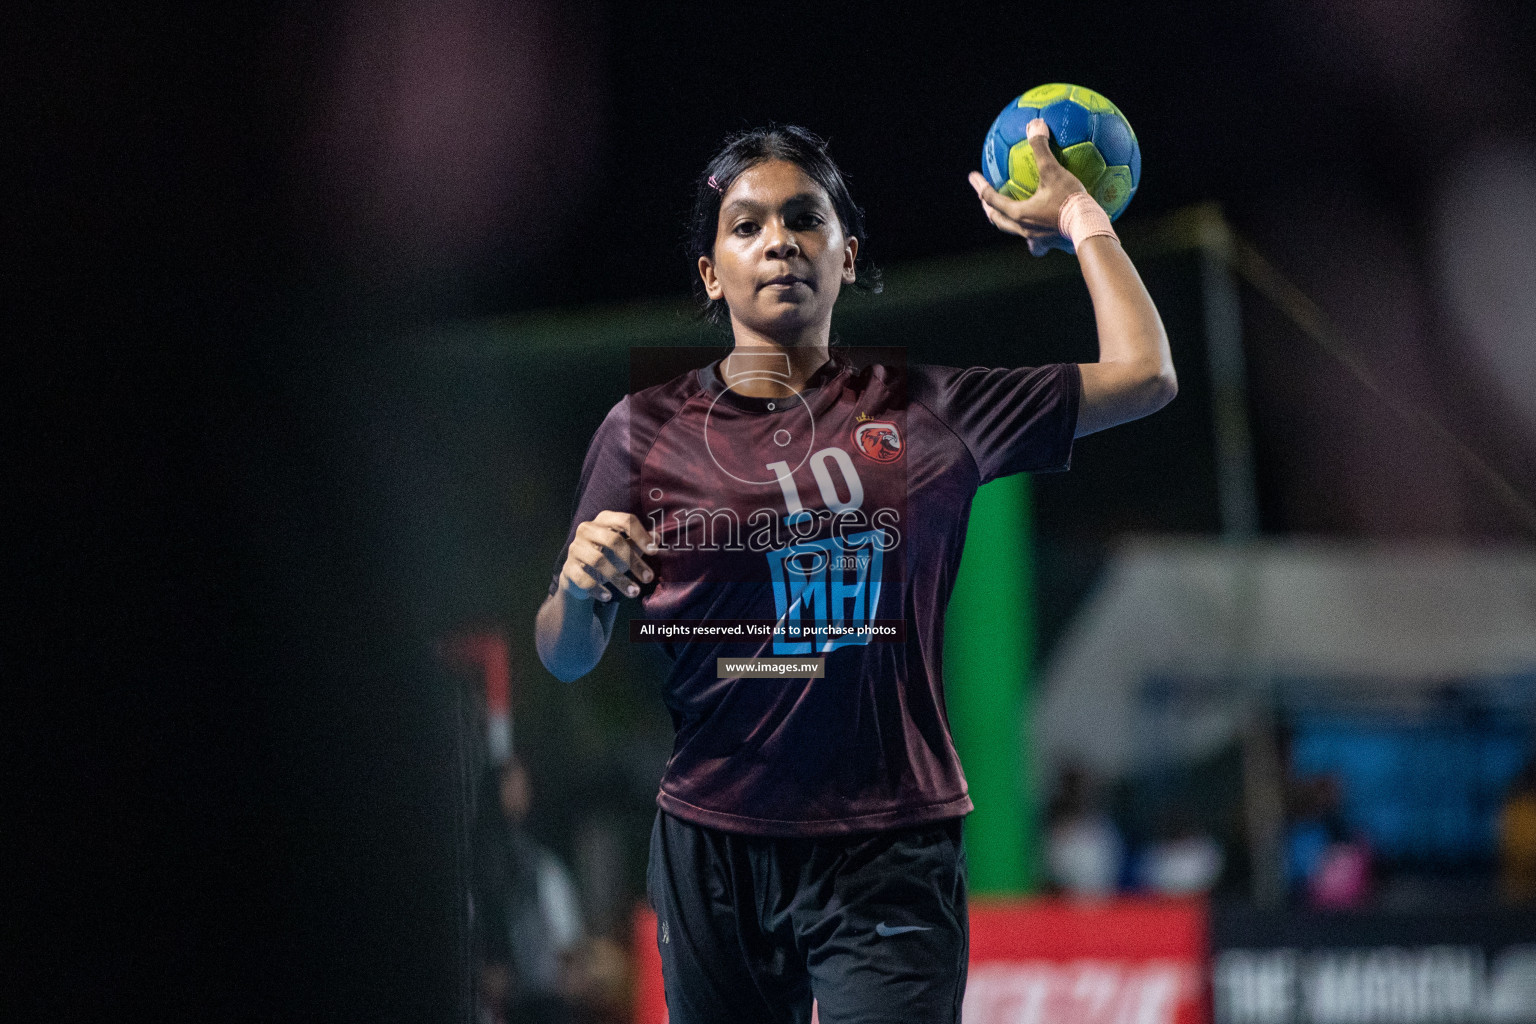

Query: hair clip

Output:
[707, 175, 723, 194]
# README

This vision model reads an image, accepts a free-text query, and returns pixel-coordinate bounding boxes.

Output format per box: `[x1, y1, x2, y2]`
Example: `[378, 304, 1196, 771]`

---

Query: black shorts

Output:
[645, 809, 969, 1024]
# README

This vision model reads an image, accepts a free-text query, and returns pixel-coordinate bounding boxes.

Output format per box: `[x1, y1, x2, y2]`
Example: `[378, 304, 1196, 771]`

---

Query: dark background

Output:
[15, 1, 1536, 1019]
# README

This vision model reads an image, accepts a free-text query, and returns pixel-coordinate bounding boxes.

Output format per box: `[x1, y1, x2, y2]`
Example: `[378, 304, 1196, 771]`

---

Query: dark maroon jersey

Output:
[547, 352, 1080, 836]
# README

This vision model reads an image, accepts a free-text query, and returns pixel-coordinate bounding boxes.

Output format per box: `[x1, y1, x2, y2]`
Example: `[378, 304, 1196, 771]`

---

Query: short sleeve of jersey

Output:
[909, 362, 1080, 485]
[548, 396, 634, 597]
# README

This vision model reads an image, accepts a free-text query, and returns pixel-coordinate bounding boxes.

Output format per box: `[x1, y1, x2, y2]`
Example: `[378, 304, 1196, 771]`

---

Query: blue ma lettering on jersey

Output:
[764, 528, 886, 655]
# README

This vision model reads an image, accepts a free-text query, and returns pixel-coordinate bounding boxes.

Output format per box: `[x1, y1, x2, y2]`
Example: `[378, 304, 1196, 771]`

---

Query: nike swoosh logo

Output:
[875, 922, 933, 937]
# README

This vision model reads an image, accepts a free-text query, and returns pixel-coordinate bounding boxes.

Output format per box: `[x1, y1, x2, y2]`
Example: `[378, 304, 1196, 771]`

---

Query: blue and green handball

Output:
[982, 83, 1141, 220]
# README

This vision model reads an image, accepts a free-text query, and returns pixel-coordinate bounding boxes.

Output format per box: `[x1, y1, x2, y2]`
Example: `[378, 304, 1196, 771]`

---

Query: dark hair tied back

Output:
[686, 125, 881, 326]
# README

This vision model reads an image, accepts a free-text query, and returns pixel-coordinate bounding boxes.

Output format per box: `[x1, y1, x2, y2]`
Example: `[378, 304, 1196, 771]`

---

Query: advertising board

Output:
[1212, 905, 1536, 1024]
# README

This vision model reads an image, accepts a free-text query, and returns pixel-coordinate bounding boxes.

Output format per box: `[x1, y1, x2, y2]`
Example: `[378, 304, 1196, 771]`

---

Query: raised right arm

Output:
[968, 119, 1175, 437]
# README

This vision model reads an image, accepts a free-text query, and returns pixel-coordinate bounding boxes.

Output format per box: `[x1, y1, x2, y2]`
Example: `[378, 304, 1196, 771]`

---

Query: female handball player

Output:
[535, 120, 1175, 1024]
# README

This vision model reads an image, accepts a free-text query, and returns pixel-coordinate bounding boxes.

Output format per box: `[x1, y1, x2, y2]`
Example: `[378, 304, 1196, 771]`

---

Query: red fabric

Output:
[447, 631, 510, 714]
[632, 905, 666, 1024]
[968, 897, 1205, 960]
[967, 898, 1209, 1024]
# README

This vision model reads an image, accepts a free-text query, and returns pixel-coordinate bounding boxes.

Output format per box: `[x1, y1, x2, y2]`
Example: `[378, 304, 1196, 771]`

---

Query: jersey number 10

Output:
[767, 447, 864, 525]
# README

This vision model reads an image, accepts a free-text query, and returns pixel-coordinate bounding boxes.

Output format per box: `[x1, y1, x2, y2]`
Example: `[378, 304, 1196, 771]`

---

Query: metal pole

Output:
[1198, 208, 1283, 906]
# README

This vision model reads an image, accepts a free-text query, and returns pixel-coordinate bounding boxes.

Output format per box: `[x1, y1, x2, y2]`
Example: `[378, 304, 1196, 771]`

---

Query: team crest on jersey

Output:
[852, 419, 902, 464]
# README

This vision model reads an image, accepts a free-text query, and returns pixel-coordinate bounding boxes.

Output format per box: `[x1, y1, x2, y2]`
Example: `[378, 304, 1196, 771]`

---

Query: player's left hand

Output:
[968, 118, 1088, 256]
